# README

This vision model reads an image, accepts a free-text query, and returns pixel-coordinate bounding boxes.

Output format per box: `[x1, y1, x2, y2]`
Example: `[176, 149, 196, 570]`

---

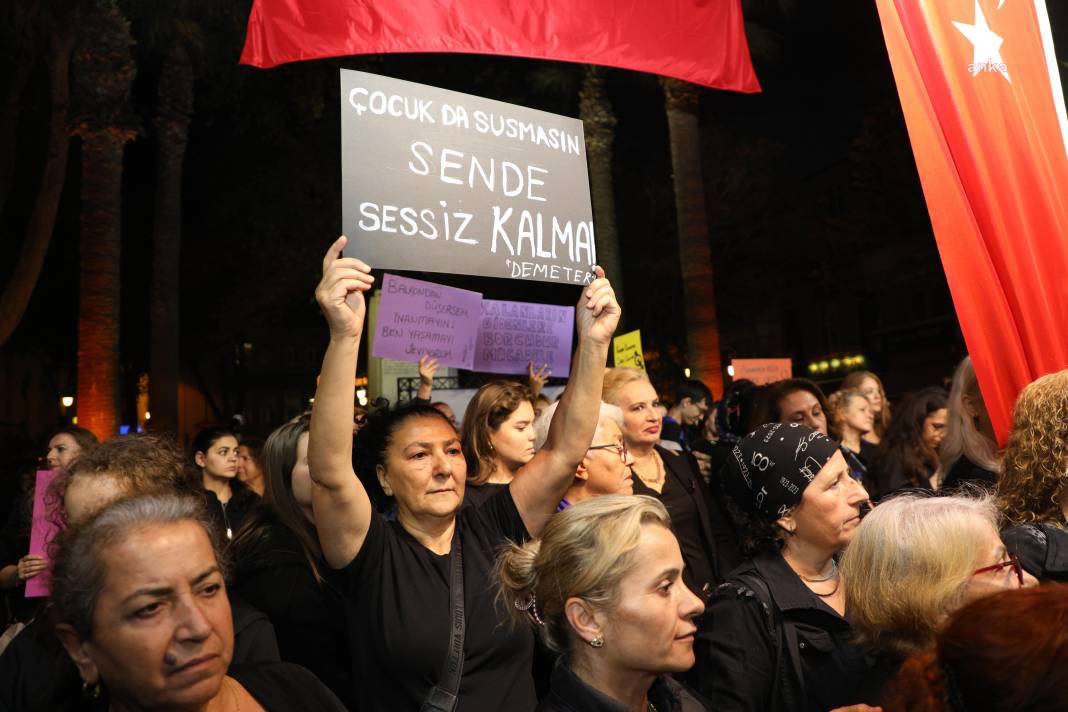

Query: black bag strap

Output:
[733, 571, 806, 711]
[420, 524, 466, 712]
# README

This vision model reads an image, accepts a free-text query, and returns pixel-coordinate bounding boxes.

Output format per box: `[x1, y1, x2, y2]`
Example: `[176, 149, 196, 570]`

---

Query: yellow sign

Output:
[613, 330, 645, 371]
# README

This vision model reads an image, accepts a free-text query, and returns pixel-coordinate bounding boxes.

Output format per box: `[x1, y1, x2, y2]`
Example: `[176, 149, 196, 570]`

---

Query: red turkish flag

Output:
[875, 0, 1068, 443]
[239, 0, 760, 92]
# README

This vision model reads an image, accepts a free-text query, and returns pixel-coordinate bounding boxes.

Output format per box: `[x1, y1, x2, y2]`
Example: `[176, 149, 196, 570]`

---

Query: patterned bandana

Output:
[723, 422, 840, 520]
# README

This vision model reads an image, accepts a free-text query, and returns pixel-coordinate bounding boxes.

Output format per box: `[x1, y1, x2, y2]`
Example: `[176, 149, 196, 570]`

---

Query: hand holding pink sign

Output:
[25, 469, 60, 598]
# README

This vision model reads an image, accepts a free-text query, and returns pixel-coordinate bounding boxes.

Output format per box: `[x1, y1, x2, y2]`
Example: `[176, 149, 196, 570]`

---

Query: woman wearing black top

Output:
[307, 236, 620, 711]
[603, 368, 741, 599]
[192, 426, 258, 540]
[867, 388, 947, 500]
[693, 423, 879, 712]
[827, 389, 880, 489]
[938, 356, 999, 492]
[497, 495, 707, 712]
[230, 416, 352, 707]
[460, 380, 537, 508]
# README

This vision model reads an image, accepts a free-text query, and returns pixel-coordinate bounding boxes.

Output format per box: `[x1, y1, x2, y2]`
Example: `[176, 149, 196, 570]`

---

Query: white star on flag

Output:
[953, 0, 1012, 83]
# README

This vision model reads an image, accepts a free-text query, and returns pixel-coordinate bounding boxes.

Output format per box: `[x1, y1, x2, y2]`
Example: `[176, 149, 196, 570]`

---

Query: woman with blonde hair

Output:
[938, 356, 999, 491]
[998, 369, 1068, 581]
[496, 495, 706, 711]
[602, 367, 740, 597]
[841, 493, 1036, 698]
[827, 389, 878, 486]
[459, 380, 536, 508]
[841, 371, 891, 445]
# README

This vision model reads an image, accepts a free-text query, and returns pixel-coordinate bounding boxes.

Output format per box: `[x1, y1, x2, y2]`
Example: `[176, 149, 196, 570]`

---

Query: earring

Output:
[82, 681, 101, 700]
[589, 635, 604, 648]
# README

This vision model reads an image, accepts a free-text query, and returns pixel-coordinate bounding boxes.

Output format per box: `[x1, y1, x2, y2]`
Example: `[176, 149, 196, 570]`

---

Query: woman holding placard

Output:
[308, 236, 620, 710]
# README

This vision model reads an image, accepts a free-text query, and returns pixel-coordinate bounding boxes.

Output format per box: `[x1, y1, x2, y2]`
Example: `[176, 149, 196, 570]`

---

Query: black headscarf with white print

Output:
[723, 422, 840, 520]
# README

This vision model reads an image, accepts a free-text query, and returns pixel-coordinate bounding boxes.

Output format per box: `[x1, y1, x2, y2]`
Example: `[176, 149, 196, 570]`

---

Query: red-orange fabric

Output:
[875, 0, 1068, 444]
[239, 0, 760, 92]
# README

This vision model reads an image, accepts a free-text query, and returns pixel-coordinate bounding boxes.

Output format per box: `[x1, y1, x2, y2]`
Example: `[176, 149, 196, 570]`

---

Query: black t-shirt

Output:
[941, 455, 997, 492]
[462, 481, 509, 509]
[339, 487, 536, 711]
[230, 661, 347, 711]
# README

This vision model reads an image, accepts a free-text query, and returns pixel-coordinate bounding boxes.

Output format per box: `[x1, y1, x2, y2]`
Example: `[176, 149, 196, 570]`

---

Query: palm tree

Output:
[71, 0, 138, 439]
[147, 42, 194, 436]
[579, 65, 625, 310]
[661, 77, 723, 396]
[0, 3, 77, 346]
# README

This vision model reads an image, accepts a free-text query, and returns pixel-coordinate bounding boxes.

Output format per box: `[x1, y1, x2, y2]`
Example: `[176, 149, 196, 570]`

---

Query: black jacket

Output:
[201, 479, 259, 540]
[692, 552, 880, 712]
[1002, 521, 1068, 582]
[657, 445, 743, 595]
[536, 660, 710, 712]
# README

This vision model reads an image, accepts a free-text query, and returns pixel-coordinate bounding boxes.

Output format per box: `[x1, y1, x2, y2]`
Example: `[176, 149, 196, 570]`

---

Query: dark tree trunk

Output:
[149, 45, 194, 436]
[72, 1, 138, 440]
[0, 28, 75, 347]
[579, 65, 625, 310]
[77, 131, 125, 438]
[662, 78, 724, 396]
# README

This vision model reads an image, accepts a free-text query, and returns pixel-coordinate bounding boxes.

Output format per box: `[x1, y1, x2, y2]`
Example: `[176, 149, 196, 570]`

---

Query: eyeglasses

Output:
[587, 442, 628, 463]
[973, 552, 1024, 587]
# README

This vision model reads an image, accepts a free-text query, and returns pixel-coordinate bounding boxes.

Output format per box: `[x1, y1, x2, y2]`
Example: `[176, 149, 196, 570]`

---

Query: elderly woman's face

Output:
[962, 523, 1038, 606]
[378, 416, 466, 518]
[64, 521, 233, 710]
[594, 524, 704, 673]
[781, 450, 868, 552]
[615, 379, 662, 447]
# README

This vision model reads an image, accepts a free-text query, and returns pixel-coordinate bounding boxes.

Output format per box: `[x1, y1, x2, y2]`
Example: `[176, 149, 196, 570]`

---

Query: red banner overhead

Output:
[875, 0, 1068, 443]
[239, 0, 760, 92]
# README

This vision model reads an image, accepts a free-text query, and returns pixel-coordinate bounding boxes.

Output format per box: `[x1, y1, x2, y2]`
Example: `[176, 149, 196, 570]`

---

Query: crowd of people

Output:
[1, 238, 1067, 711]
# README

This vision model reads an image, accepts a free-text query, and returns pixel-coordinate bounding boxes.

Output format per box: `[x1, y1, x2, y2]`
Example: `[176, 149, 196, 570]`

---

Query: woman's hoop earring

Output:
[82, 681, 101, 700]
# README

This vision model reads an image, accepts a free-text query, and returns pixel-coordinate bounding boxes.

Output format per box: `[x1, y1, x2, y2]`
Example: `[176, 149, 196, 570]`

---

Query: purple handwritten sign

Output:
[372, 274, 482, 369]
[474, 299, 574, 377]
[26, 469, 59, 598]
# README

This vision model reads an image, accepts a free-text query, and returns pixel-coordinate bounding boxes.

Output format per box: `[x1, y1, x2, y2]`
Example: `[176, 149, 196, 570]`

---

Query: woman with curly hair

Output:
[868, 387, 948, 500]
[998, 370, 1068, 582]
[841, 371, 892, 445]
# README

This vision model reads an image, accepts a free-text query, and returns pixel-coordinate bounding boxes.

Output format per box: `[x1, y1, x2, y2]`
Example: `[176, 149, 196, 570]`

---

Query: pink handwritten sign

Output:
[26, 469, 60, 598]
[474, 299, 574, 377]
[371, 274, 482, 369]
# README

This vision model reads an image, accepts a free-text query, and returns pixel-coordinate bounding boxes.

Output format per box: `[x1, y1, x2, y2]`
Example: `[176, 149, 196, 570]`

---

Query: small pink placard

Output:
[25, 469, 60, 598]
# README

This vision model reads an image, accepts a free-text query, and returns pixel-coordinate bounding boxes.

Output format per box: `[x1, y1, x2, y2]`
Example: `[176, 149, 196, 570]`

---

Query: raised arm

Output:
[416, 355, 439, 401]
[308, 236, 376, 569]
[510, 268, 620, 536]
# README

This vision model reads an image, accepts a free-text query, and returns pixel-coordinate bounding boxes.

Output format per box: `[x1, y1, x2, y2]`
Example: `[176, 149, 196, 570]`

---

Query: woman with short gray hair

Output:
[49, 494, 345, 711]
